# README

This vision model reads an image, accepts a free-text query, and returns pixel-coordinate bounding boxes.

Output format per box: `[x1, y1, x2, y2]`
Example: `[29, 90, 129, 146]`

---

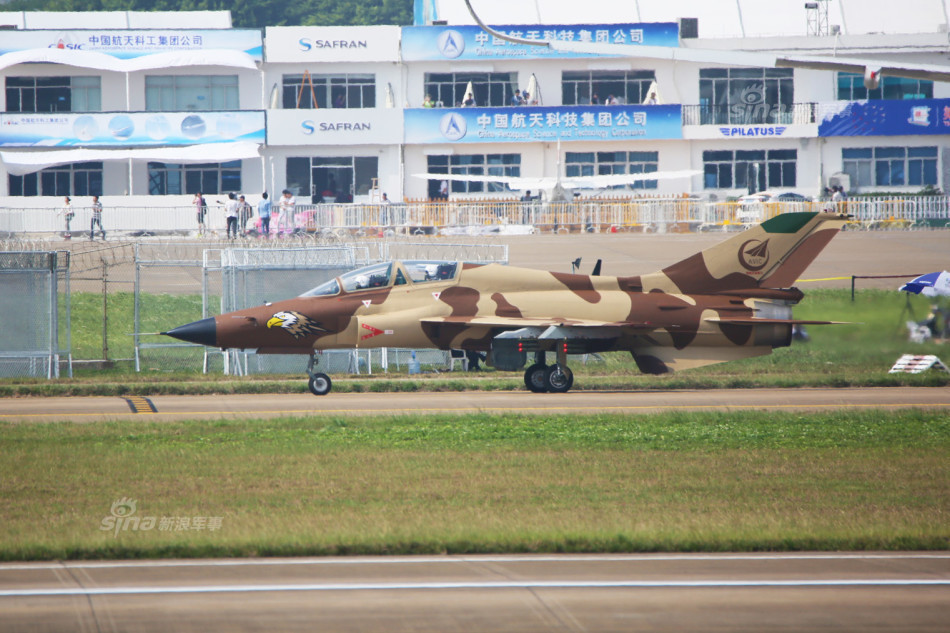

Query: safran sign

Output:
[0, 111, 265, 147]
[265, 26, 401, 62]
[818, 98, 950, 136]
[401, 23, 679, 61]
[266, 110, 403, 145]
[404, 105, 683, 144]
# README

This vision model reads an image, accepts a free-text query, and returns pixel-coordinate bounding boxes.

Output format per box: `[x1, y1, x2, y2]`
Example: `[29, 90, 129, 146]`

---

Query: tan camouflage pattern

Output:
[166, 212, 847, 378]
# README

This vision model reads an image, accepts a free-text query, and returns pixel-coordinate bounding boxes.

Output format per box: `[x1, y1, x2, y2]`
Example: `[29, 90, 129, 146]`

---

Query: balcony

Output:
[683, 103, 818, 126]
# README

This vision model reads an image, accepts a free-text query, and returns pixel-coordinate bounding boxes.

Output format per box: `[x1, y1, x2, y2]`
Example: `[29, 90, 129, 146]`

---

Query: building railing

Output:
[682, 102, 818, 126]
[1, 196, 948, 237]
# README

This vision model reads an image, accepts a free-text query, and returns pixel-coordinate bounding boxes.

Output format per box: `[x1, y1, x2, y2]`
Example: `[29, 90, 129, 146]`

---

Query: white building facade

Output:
[0, 10, 948, 209]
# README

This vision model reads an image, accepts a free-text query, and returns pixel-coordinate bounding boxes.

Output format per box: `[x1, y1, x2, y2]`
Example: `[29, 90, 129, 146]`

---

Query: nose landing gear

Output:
[307, 353, 332, 396]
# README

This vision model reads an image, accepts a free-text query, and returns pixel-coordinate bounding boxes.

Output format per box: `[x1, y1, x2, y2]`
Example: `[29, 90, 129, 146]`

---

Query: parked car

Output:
[736, 191, 812, 223]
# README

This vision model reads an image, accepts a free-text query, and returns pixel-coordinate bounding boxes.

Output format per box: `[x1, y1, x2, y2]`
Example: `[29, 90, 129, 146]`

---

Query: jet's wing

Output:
[704, 317, 851, 325]
[421, 315, 654, 330]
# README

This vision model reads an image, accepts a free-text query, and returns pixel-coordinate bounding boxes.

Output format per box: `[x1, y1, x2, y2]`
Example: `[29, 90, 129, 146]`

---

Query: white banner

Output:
[266, 109, 403, 146]
[264, 26, 400, 63]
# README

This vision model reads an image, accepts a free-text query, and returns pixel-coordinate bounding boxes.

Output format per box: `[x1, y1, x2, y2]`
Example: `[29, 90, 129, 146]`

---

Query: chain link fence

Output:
[0, 250, 70, 378]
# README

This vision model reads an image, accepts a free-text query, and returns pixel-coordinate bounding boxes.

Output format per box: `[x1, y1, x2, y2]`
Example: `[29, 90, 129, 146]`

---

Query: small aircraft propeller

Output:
[571, 257, 581, 273]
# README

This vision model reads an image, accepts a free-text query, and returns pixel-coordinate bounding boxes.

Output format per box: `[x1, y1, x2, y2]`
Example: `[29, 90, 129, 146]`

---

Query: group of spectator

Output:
[193, 190, 297, 239]
[58, 195, 103, 240]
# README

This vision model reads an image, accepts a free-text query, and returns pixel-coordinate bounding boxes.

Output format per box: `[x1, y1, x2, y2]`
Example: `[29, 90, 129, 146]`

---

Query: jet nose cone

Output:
[162, 317, 217, 347]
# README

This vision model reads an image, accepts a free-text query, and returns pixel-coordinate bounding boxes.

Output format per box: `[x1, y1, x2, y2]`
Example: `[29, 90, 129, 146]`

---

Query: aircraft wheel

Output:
[544, 365, 573, 393]
[524, 363, 548, 393]
[308, 373, 332, 396]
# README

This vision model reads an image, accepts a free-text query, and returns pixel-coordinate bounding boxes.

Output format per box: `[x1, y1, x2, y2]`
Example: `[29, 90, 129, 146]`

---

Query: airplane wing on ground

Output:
[412, 170, 698, 192]
[562, 169, 700, 189]
[411, 173, 558, 190]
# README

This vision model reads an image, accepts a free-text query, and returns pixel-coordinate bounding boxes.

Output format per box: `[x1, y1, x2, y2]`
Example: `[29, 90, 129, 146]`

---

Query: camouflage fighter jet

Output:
[163, 211, 848, 395]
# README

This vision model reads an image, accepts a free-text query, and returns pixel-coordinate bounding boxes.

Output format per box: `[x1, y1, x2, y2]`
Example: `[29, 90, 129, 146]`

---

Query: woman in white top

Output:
[60, 196, 74, 239]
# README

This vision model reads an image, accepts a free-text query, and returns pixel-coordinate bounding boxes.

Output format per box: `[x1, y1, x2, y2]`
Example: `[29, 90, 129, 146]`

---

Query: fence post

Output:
[101, 258, 110, 362]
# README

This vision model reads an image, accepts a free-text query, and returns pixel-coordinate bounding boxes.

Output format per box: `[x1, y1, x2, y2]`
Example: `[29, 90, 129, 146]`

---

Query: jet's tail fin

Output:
[643, 212, 848, 294]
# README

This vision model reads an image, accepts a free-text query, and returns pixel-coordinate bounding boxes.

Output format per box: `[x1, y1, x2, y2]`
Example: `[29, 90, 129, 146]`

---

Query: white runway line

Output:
[2, 552, 949, 570]
[3, 579, 950, 597]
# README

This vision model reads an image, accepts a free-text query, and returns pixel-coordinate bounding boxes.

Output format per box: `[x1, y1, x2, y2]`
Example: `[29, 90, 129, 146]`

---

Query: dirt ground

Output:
[25, 228, 950, 292]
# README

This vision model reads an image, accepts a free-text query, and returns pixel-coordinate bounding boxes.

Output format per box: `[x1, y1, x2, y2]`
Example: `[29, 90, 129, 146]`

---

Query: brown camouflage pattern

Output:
[166, 212, 848, 382]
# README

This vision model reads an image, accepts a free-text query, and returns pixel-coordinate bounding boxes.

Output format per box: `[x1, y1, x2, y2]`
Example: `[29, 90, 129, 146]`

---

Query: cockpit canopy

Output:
[299, 260, 460, 297]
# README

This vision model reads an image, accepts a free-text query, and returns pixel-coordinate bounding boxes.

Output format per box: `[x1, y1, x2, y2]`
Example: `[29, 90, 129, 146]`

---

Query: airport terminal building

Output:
[0, 5, 948, 210]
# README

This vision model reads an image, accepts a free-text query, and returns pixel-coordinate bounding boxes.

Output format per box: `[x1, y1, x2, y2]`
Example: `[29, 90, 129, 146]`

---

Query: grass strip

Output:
[2, 410, 947, 559]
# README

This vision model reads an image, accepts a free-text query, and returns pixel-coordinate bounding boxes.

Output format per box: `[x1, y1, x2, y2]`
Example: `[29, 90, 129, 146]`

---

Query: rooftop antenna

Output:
[805, 0, 830, 36]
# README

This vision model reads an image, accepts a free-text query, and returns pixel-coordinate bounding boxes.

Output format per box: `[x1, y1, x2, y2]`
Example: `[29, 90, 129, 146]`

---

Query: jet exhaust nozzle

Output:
[162, 317, 217, 347]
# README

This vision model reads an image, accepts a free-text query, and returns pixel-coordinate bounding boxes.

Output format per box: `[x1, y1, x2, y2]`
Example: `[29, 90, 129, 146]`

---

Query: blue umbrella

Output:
[899, 271, 950, 297]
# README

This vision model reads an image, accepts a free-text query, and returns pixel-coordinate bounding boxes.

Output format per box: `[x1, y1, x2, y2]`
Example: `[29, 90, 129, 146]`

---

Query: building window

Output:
[147, 161, 241, 195]
[286, 155, 379, 203]
[702, 149, 796, 190]
[566, 151, 659, 189]
[281, 73, 375, 109]
[5, 76, 101, 113]
[699, 68, 794, 125]
[423, 72, 517, 107]
[836, 73, 933, 101]
[145, 75, 238, 111]
[8, 162, 103, 196]
[561, 71, 656, 106]
[426, 154, 521, 194]
[844, 146, 938, 187]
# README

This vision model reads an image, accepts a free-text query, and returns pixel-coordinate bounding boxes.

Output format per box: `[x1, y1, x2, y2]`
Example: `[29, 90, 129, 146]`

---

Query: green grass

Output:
[6, 288, 943, 396]
[1, 411, 947, 559]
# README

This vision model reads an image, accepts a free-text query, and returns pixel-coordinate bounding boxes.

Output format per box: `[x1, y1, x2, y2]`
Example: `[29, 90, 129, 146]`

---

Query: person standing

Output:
[60, 196, 74, 239]
[89, 195, 104, 240]
[277, 189, 296, 235]
[193, 191, 207, 236]
[237, 194, 252, 236]
[438, 179, 449, 200]
[257, 192, 271, 237]
[510, 89, 523, 106]
[224, 192, 239, 239]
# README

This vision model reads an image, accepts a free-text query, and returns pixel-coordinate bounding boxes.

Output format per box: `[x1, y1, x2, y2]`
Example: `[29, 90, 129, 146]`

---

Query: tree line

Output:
[2, 0, 414, 29]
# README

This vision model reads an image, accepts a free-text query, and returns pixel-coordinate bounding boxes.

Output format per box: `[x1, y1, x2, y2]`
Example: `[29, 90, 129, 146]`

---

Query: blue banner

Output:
[0, 29, 263, 61]
[0, 111, 265, 147]
[401, 23, 678, 61]
[405, 105, 682, 144]
[819, 99, 950, 137]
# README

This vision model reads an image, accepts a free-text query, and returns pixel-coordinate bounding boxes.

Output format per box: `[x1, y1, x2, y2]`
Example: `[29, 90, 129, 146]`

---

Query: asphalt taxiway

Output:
[2, 553, 948, 632]
[1, 386, 948, 422]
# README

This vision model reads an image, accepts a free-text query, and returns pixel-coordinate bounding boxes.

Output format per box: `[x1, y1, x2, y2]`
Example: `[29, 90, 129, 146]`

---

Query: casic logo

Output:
[738, 238, 770, 272]
[437, 30, 465, 59]
[439, 112, 467, 141]
[48, 34, 83, 50]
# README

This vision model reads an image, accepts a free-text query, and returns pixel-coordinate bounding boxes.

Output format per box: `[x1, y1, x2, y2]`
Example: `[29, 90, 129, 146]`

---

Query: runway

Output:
[1, 386, 948, 422]
[1, 553, 948, 632]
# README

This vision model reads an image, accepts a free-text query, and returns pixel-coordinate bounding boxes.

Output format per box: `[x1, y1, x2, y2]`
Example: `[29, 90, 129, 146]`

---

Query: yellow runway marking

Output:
[2, 402, 948, 420]
[123, 396, 157, 414]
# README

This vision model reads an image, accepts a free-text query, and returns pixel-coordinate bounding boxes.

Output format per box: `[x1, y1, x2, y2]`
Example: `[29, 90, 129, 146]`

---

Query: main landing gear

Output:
[523, 351, 574, 394]
[307, 353, 332, 396]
